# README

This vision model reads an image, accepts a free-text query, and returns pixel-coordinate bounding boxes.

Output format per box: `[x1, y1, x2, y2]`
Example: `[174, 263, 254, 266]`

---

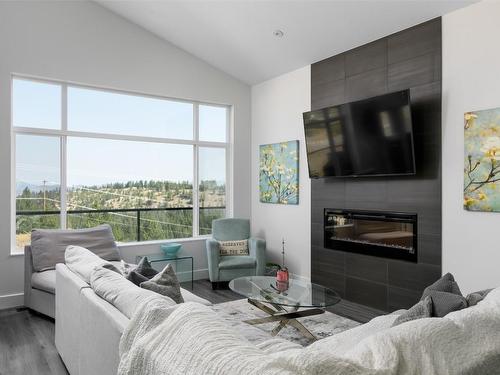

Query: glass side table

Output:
[135, 254, 194, 290]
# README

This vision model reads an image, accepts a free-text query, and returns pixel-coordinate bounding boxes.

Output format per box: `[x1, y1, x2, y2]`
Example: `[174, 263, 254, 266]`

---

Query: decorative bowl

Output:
[160, 243, 182, 257]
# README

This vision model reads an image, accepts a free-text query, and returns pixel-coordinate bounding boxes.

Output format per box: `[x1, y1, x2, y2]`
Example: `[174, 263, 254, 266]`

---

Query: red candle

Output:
[276, 268, 289, 282]
[276, 280, 289, 292]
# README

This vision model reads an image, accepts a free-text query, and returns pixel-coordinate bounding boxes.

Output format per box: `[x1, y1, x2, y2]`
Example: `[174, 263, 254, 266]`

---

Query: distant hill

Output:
[16, 181, 59, 195]
[15, 179, 226, 246]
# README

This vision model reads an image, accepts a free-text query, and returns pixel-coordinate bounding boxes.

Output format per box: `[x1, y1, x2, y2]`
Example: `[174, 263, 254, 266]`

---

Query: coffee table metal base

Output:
[243, 298, 325, 341]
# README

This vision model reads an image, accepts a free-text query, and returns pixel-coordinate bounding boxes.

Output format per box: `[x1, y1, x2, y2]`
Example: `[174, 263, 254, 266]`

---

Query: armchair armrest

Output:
[249, 238, 266, 276]
[206, 239, 221, 282]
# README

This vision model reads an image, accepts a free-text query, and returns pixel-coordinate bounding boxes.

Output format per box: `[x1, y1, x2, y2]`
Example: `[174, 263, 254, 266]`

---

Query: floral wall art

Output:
[464, 107, 500, 211]
[259, 140, 299, 205]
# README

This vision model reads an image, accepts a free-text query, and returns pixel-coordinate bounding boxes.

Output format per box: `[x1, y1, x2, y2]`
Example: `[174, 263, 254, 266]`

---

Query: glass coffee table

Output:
[229, 276, 341, 341]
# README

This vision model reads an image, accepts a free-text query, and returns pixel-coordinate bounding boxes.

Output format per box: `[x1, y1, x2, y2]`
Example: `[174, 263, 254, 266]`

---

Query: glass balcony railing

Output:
[15, 206, 225, 251]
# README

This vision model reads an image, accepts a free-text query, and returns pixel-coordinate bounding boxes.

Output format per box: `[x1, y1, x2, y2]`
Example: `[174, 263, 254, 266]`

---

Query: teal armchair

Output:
[206, 218, 266, 289]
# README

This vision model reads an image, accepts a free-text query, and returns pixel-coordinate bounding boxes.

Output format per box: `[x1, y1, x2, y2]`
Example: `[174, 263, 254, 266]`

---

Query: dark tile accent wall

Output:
[310, 18, 442, 311]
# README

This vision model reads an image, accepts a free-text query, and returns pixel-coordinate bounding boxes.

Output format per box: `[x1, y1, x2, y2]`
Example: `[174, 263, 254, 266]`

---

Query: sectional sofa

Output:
[29, 224, 499, 374]
[55, 263, 210, 375]
[56, 257, 500, 375]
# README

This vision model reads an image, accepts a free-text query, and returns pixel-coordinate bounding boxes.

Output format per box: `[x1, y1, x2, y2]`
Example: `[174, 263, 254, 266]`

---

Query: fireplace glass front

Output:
[324, 209, 417, 262]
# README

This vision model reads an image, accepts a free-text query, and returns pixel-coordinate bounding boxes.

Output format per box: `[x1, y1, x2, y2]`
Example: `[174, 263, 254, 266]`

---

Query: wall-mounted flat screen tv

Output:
[303, 90, 415, 178]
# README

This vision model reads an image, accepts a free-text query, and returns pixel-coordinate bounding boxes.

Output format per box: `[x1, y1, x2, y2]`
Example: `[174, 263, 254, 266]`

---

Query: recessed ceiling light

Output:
[273, 30, 284, 38]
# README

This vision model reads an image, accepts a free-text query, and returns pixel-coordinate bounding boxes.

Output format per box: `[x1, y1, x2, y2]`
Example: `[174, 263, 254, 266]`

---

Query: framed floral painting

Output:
[464, 107, 500, 211]
[259, 140, 299, 205]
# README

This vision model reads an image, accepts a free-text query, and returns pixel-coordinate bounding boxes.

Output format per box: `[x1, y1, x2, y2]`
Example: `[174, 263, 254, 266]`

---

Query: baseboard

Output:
[177, 268, 209, 283]
[193, 268, 209, 280]
[0, 293, 24, 310]
[291, 274, 311, 282]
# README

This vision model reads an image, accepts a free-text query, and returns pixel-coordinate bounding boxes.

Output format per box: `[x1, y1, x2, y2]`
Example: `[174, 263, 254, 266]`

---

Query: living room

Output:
[1, 0, 500, 374]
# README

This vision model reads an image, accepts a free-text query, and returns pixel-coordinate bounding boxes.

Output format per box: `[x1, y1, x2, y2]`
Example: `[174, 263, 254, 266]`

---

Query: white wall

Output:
[0, 1, 251, 309]
[251, 66, 311, 279]
[442, 0, 500, 293]
[249, 0, 500, 292]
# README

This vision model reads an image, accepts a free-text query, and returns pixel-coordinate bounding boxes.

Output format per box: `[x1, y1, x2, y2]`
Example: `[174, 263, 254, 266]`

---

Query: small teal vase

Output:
[160, 243, 182, 257]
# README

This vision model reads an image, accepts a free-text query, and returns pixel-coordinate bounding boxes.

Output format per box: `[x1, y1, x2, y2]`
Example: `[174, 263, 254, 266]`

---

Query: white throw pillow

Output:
[65, 245, 122, 284]
[90, 266, 175, 319]
[218, 239, 249, 256]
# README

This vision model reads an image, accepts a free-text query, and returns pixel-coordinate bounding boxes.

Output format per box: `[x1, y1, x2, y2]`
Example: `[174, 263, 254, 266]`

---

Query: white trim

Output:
[193, 268, 209, 281]
[13, 127, 228, 148]
[10, 76, 16, 256]
[193, 102, 200, 237]
[10, 251, 24, 257]
[117, 235, 211, 248]
[178, 268, 209, 281]
[0, 293, 24, 310]
[60, 84, 68, 229]
[11, 75, 232, 254]
[226, 105, 234, 218]
[290, 273, 311, 283]
[12, 73, 232, 108]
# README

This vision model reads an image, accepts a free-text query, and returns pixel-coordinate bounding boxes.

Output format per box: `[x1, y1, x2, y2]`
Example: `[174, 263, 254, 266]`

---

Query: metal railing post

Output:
[137, 209, 141, 242]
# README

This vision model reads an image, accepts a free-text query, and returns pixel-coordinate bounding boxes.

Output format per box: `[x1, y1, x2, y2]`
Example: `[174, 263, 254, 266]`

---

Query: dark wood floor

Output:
[0, 279, 382, 375]
[0, 308, 67, 375]
[328, 299, 385, 324]
[182, 279, 242, 304]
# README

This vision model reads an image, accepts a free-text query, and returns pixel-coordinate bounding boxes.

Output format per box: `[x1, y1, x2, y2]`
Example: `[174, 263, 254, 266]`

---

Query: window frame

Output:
[10, 74, 233, 255]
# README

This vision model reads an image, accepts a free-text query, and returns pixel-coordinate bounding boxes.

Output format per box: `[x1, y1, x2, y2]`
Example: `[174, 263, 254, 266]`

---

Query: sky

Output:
[14, 79, 226, 188]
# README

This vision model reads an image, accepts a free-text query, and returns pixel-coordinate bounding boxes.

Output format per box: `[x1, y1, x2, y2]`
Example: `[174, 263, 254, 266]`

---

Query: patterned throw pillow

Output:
[421, 273, 467, 317]
[427, 291, 467, 317]
[134, 257, 159, 279]
[421, 272, 462, 298]
[466, 289, 493, 307]
[219, 239, 249, 256]
[126, 257, 158, 286]
[140, 264, 184, 304]
[126, 270, 149, 286]
[392, 296, 433, 327]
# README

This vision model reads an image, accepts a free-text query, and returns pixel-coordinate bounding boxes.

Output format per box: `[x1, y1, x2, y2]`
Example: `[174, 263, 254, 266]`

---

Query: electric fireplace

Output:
[324, 209, 417, 262]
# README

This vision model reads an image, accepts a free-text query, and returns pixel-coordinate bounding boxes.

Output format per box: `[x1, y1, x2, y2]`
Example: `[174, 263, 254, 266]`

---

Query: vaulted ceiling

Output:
[97, 0, 476, 85]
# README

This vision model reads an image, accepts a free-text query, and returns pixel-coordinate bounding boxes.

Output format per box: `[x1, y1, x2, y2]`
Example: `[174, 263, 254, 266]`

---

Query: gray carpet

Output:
[212, 299, 360, 347]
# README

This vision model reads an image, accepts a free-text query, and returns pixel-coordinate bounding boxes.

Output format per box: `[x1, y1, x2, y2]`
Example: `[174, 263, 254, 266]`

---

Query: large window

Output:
[12, 77, 230, 253]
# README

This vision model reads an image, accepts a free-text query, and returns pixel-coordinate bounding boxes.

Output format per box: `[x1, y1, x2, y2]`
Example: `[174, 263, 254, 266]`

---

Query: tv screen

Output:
[303, 90, 415, 178]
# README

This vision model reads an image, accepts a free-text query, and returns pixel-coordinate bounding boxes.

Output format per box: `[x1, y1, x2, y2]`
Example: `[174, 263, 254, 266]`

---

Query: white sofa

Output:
[56, 258, 500, 374]
[55, 260, 402, 375]
[55, 263, 210, 375]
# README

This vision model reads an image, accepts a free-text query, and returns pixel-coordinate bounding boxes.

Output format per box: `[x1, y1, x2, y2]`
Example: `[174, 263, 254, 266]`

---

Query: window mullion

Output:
[193, 103, 200, 237]
[60, 84, 68, 229]
[226, 107, 232, 218]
